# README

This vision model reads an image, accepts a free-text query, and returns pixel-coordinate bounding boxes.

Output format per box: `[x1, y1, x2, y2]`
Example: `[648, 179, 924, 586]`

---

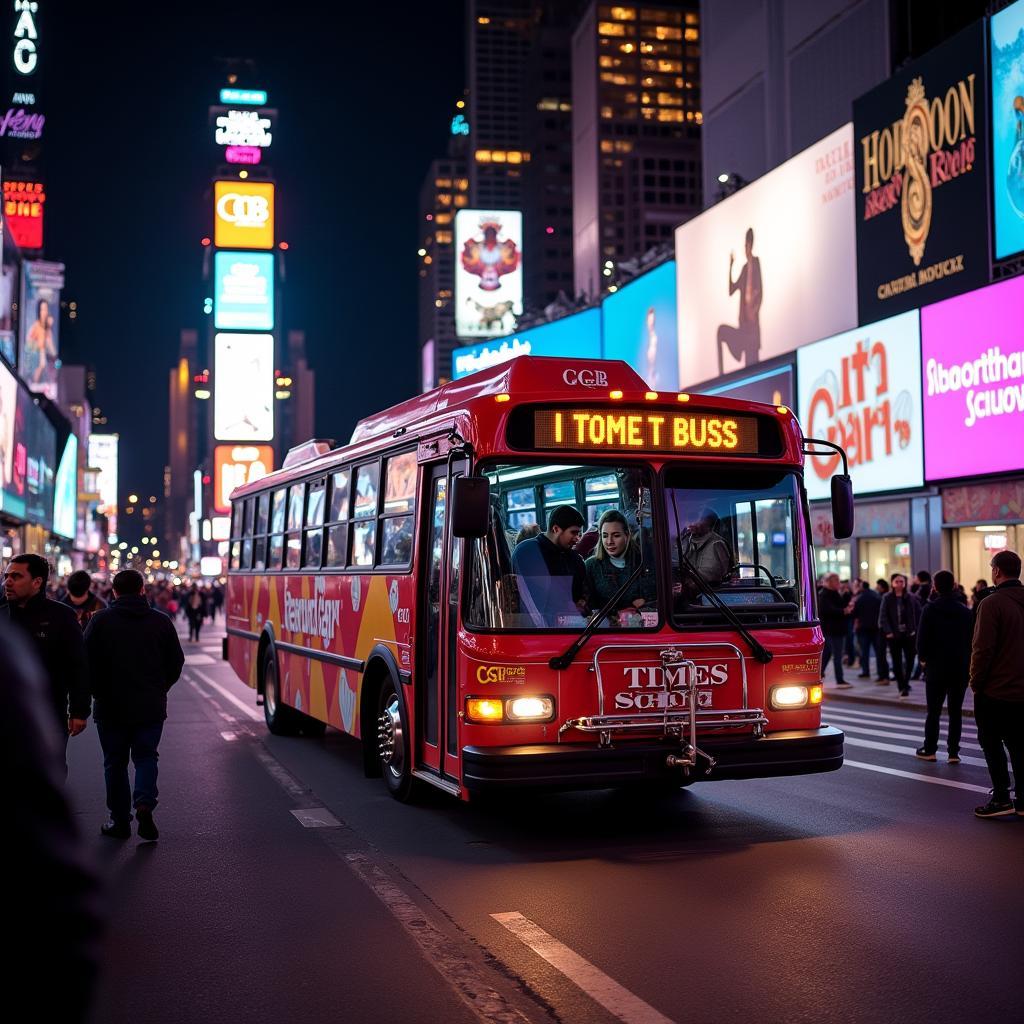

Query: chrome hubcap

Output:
[377, 696, 404, 777]
[265, 675, 277, 717]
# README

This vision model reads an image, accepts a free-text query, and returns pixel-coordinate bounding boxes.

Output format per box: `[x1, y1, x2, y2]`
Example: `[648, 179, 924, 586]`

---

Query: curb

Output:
[823, 689, 976, 720]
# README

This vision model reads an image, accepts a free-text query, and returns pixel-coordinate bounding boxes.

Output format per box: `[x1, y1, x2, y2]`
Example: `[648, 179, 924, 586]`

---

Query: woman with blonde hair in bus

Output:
[584, 509, 655, 625]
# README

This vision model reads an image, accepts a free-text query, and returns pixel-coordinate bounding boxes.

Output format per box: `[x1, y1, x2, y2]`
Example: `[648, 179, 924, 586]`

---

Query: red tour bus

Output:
[225, 356, 855, 801]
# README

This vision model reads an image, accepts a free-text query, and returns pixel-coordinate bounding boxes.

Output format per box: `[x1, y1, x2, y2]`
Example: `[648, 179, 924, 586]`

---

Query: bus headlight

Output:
[770, 685, 809, 710]
[507, 696, 555, 722]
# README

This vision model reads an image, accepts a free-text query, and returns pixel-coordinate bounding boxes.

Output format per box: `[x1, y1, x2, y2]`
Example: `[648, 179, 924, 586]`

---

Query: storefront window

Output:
[857, 537, 911, 583]
[952, 525, 1023, 591]
[816, 543, 851, 581]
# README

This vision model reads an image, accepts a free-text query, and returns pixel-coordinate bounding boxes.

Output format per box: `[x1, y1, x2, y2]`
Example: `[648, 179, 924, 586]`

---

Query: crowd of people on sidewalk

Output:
[817, 549, 1024, 818]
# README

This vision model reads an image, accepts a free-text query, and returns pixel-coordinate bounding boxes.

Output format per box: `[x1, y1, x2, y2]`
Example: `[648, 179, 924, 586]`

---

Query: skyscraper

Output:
[572, 1, 702, 300]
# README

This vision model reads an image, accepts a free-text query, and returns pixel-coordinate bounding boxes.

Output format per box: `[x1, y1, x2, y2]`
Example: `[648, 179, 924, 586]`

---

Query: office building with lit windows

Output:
[571, 1, 702, 300]
[418, 150, 470, 390]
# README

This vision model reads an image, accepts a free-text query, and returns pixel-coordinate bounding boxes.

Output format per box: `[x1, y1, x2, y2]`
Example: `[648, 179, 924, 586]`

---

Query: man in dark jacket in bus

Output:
[2, 554, 91, 759]
[84, 569, 185, 840]
[511, 504, 587, 624]
[969, 550, 1024, 819]
[915, 570, 973, 764]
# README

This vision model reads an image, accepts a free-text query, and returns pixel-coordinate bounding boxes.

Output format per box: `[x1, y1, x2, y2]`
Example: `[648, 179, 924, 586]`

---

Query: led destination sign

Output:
[530, 408, 762, 455]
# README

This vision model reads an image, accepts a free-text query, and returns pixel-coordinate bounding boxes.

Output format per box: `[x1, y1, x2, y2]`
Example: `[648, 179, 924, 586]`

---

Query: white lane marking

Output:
[826, 705, 978, 735]
[185, 653, 218, 666]
[189, 669, 263, 721]
[220, 731, 238, 742]
[291, 807, 341, 828]
[844, 759, 991, 793]
[843, 735, 987, 768]
[828, 720, 983, 752]
[491, 911, 676, 1024]
[827, 703, 977, 728]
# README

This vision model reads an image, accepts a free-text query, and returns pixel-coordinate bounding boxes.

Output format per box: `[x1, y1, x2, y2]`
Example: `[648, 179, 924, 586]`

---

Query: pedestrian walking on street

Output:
[818, 572, 851, 688]
[185, 586, 205, 643]
[61, 570, 107, 630]
[968, 549, 1024, 819]
[879, 573, 921, 699]
[915, 570, 973, 764]
[84, 569, 185, 840]
[851, 579, 884, 679]
[2, 554, 91, 766]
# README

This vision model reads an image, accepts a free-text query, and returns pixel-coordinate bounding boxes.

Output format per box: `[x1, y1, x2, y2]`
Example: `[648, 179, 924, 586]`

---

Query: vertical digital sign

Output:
[214, 180, 274, 249]
[991, 0, 1024, 260]
[214, 250, 274, 330]
[454, 209, 523, 338]
[213, 443, 274, 513]
[18, 259, 64, 401]
[854, 22, 989, 322]
[214, 333, 274, 442]
[3, 179, 44, 249]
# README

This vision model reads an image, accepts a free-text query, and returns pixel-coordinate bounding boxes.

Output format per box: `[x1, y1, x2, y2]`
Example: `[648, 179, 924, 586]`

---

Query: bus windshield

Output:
[665, 466, 810, 625]
[466, 462, 660, 631]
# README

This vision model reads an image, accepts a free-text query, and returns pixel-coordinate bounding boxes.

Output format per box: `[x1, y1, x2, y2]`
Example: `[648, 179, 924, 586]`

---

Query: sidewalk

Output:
[819, 654, 975, 718]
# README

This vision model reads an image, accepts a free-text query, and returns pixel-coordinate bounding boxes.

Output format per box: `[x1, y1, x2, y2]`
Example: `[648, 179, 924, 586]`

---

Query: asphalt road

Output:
[67, 624, 1022, 1024]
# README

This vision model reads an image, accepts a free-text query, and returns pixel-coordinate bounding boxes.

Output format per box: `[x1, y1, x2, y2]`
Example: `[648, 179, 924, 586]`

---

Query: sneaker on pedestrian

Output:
[948, 752, 961, 764]
[135, 807, 159, 842]
[898, 691, 911, 700]
[875, 679, 891, 686]
[834, 681, 853, 689]
[100, 819, 131, 839]
[974, 798, 1015, 819]
[915, 748, 936, 761]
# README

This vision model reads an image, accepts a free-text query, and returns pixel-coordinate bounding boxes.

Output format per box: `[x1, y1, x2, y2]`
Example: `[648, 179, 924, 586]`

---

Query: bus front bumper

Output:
[461, 726, 844, 793]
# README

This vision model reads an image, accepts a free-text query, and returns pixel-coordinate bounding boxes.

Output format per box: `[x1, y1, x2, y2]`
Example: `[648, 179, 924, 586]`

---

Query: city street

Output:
[68, 623, 1021, 1024]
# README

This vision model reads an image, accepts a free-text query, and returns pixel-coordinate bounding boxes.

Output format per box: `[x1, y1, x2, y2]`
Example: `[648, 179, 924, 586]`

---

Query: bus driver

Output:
[511, 505, 587, 624]
[678, 506, 732, 589]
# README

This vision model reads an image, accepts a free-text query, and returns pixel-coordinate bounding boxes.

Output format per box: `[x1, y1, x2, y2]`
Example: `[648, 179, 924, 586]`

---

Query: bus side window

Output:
[254, 491, 270, 570]
[286, 482, 304, 570]
[351, 462, 380, 568]
[268, 487, 286, 570]
[325, 469, 350, 568]
[379, 452, 416, 567]
[304, 479, 326, 569]
[240, 498, 254, 571]
[229, 500, 241, 570]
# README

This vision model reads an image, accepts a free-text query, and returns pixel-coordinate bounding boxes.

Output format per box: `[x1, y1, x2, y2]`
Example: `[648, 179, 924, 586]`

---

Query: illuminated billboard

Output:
[18, 260, 64, 402]
[921, 276, 1024, 481]
[454, 209, 523, 338]
[675, 123, 856, 389]
[602, 261, 678, 391]
[12, 387, 56, 529]
[89, 433, 119, 537]
[855, 21, 989, 321]
[214, 333, 274, 442]
[214, 250, 274, 330]
[701, 360, 795, 408]
[53, 433, 77, 539]
[3, 179, 44, 249]
[213, 444, 274, 513]
[214, 180, 274, 250]
[0, 360, 17, 514]
[452, 308, 601, 379]
[797, 310, 923, 501]
[992, 2, 1024, 259]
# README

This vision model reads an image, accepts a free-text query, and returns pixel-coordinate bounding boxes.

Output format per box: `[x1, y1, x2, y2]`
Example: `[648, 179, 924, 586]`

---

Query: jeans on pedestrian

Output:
[856, 628, 882, 676]
[888, 634, 915, 693]
[922, 672, 968, 755]
[96, 721, 164, 824]
[822, 632, 846, 684]
[974, 694, 1024, 802]
[188, 617, 202, 642]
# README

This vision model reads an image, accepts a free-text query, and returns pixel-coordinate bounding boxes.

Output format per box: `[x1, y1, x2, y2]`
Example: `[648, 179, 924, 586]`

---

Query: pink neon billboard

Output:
[921, 275, 1024, 481]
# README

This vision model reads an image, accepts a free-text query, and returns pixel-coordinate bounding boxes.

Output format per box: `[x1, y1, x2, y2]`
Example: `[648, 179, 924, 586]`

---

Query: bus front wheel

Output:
[263, 648, 298, 736]
[376, 679, 416, 802]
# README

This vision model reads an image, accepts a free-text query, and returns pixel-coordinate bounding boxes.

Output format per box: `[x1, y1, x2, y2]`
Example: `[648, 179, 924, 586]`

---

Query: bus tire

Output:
[262, 647, 298, 736]
[376, 677, 416, 802]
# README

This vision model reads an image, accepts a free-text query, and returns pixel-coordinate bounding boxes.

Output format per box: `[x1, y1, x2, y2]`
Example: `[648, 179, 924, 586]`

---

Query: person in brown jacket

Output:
[969, 549, 1024, 819]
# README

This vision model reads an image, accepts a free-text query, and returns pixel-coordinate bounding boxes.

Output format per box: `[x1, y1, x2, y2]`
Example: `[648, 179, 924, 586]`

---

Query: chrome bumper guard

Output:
[559, 644, 767, 775]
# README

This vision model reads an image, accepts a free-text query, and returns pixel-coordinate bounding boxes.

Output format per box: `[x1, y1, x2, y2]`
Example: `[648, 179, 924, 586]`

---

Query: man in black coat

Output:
[3, 554, 91, 761]
[818, 572, 851, 687]
[851, 579, 884, 680]
[84, 569, 185, 841]
[915, 570, 974, 763]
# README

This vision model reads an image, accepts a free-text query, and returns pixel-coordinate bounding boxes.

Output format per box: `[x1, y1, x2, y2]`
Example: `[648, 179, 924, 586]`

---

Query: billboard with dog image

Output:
[454, 208, 523, 338]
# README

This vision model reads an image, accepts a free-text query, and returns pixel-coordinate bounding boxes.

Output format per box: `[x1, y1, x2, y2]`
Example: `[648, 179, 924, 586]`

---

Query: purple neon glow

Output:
[921, 275, 1024, 481]
[225, 146, 262, 165]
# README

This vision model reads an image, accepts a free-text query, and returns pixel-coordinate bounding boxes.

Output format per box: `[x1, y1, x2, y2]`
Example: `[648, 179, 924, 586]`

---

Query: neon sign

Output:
[215, 109, 272, 149]
[3, 179, 44, 249]
[451, 113, 469, 136]
[13, 0, 39, 76]
[0, 106, 43, 138]
[219, 88, 267, 106]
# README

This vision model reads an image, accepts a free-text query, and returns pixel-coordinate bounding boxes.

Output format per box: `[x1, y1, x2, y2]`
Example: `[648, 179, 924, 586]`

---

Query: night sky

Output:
[44, 4, 464, 509]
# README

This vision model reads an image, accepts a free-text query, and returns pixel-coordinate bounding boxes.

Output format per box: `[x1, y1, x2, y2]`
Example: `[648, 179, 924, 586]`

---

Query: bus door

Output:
[417, 461, 464, 781]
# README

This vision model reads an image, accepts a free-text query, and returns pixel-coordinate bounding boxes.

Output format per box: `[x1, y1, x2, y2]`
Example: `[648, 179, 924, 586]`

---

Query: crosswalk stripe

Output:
[843, 760, 991, 794]
[825, 703, 977, 730]
[843, 735, 988, 768]
[827, 706, 978, 738]
[831, 721, 983, 753]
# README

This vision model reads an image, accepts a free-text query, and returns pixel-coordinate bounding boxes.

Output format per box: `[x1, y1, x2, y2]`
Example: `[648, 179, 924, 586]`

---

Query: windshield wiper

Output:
[549, 560, 646, 671]
[670, 492, 773, 665]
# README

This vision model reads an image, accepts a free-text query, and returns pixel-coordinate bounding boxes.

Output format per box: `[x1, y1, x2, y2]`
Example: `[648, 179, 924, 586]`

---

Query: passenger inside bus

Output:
[675, 505, 732, 594]
[584, 509, 656, 626]
[510, 504, 588, 624]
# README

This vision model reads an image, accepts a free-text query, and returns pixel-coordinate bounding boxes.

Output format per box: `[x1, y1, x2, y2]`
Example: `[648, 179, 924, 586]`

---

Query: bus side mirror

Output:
[452, 477, 490, 538]
[831, 475, 854, 540]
